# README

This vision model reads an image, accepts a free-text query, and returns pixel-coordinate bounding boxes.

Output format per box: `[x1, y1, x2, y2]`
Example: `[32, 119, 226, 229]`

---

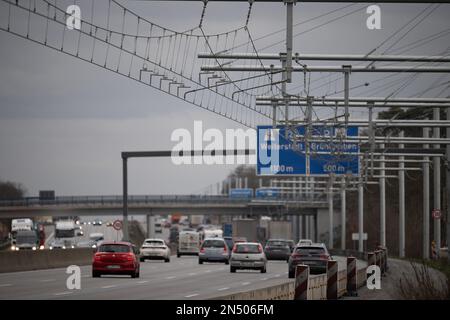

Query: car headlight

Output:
[32, 246, 37, 251]
[39, 245, 45, 250]
[11, 245, 16, 251]
[49, 246, 53, 250]
[71, 245, 75, 249]
[62, 246, 66, 249]
[92, 244, 97, 248]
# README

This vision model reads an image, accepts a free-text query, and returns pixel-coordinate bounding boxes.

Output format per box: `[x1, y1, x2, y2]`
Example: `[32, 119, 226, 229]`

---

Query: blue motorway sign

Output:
[256, 125, 359, 176]
[229, 188, 254, 198]
[255, 188, 280, 199]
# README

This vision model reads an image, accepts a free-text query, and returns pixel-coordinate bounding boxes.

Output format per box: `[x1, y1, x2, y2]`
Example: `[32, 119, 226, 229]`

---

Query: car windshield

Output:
[144, 241, 164, 246]
[295, 247, 326, 255]
[267, 241, 288, 247]
[235, 244, 260, 254]
[202, 240, 224, 248]
[98, 244, 130, 253]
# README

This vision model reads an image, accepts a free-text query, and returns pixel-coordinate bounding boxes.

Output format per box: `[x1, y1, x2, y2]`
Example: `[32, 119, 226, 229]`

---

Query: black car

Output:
[264, 239, 292, 261]
[288, 243, 332, 277]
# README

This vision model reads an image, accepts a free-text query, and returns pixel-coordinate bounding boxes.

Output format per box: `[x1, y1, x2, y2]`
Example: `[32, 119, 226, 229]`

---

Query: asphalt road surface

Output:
[0, 255, 365, 300]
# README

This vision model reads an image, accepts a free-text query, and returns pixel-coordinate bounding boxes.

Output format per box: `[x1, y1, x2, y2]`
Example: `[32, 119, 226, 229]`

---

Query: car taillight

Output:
[126, 253, 135, 261]
[223, 245, 228, 252]
[232, 245, 237, 253]
[94, 254, 101, 261]
[200, 247, 205, 253]
[320, 254, 329, 260]
[258, 245, 263, 253]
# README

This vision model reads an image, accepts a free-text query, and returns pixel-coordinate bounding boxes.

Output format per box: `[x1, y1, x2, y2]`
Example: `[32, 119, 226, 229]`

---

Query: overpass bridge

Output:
[0, 195, 333, 218]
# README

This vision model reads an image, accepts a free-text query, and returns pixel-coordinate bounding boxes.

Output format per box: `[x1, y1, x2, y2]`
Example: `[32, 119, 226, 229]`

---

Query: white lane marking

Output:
[242, 282, 251, 286]
[101, 285, 117, 289]
[185, 293, 199, 298]
[284, 271, 288, 274]
[166, 276, 176, 279]
[188, 273, 197, 276]
[261, 278, 268, 281]
[53, 291, 73, 296]
[39, 279, 55, 282]
[137, 281, 149, 284]
[217, 287, 229, 291]
[274, 274, 281, 277]
[0, 284, 12, 287]
[205, 270, 212, 273]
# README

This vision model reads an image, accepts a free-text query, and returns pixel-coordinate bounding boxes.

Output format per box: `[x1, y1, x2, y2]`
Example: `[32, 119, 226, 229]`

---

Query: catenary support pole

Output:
[341, 177, 346, 250]
[447, 108, 450, 264]
[399, 131, 405, 258]
[423, 127, 430, 259]
[122, 157, 129, 241]
[358, 181, 364, 252]
[380, 143, 386, 247]
[434, 108, 441, 256]
[328, 186, 334, 249]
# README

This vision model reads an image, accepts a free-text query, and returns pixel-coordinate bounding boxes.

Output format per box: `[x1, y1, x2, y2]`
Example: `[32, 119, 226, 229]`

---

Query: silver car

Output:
[198, 238, 229, 264]
[230, 242, 267, 273]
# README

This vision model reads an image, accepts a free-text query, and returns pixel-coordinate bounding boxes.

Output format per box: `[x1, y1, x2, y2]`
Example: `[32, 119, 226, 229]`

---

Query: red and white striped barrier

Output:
[294, 264, 309, 300]
[346, 256, 357, 296]
[326, 260, 338, 300]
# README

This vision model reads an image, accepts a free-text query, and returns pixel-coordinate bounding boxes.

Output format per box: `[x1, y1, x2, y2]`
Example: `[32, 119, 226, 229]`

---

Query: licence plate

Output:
[242, 262, 253, 266]
[107, 265, 120, 269]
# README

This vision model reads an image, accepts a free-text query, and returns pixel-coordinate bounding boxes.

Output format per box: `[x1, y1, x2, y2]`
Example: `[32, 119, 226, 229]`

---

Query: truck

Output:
[267, 221, 293, 240]
[171, 213, 182, 224]
[147, 216, 163, 238]
[54, 220, 76, 248]
[11, 218, 34, 245]
[55, 220, 75, 238]
[203, 229, 223, 239]
[190, 215, 203, 227]
[231, 219, 259, 242]
[11, 230, 39, 251]
[177, 230, 200, 257]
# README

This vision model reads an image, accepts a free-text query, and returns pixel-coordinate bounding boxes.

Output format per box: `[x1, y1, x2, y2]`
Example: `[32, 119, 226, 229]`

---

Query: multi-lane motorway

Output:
[0, 255, 365, 300]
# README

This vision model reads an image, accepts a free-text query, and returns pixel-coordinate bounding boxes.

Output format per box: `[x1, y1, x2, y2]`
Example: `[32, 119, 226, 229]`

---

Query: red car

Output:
[92, 241, 140, 278]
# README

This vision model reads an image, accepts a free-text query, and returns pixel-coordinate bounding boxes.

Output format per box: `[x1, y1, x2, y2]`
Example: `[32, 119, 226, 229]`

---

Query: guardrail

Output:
[212, 248, 388, 300]
[0, 248, 93, 273]
[0, 194, 329, 208]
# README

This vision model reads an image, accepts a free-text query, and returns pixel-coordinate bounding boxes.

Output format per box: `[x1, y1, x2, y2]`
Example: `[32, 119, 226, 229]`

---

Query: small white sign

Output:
[352, 233, 368, 241]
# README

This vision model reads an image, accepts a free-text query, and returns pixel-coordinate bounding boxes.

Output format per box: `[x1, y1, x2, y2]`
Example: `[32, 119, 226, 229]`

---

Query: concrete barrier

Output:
[212, 249, 380, 300]
[0, 248, 93, 273]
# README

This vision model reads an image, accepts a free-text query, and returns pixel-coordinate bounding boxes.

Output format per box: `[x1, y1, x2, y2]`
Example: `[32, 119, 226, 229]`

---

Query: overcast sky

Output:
[0, 0, 449, 197]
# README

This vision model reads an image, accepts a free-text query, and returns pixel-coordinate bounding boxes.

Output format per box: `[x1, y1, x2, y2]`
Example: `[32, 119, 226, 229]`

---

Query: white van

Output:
[177, 231, 200, 257]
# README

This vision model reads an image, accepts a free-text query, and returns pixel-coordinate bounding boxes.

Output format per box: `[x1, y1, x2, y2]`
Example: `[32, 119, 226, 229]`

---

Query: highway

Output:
[0, 255, 365, 300]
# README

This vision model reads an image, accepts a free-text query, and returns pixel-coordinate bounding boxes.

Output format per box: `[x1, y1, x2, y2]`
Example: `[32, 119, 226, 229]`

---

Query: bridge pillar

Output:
[146, 211, 153, 238]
